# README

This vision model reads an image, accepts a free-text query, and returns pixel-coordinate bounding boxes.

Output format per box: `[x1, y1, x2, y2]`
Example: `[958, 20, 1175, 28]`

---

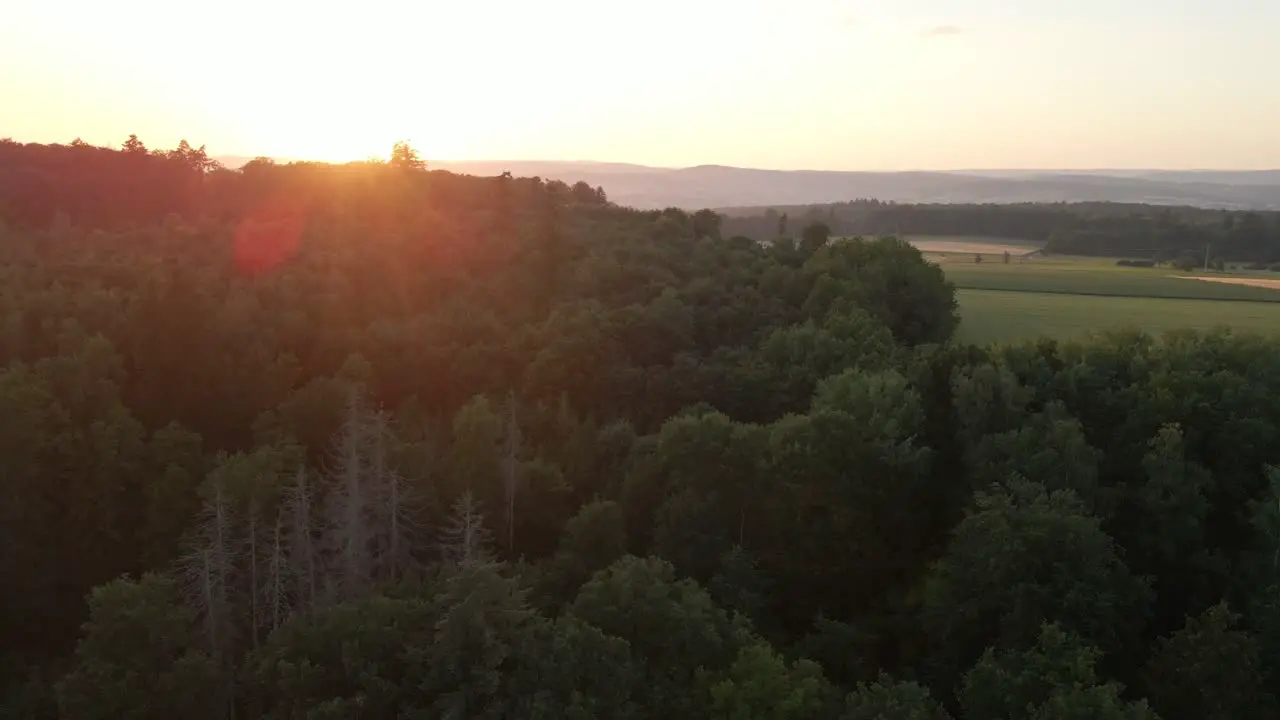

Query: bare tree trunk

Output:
[199, 549, 218, 651]
[271, 511, 284, 633]
[439, 491, 493, 567]
[209, 480, 233, 654]
[389, 469, 401, 580]
[342, 409, 364, 595]
[248, 500, 259, 650]
[322, 391, 374, 602]
[297, 469, 317, 609]
[371, 411, 396, 581]
[370, 410, 423, 585]
[180, 478, 239, 717]
[502, 395, 521, 555]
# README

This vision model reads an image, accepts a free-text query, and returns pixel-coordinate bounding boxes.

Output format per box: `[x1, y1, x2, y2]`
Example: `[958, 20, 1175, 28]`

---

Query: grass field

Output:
[944, 256, 1280, 303]
[906, 238, 1280, 344]
[955, 289, 1280, 345]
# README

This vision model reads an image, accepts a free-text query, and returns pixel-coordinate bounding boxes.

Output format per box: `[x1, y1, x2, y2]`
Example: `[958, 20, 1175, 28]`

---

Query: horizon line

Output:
[209, 155, 1280, 175]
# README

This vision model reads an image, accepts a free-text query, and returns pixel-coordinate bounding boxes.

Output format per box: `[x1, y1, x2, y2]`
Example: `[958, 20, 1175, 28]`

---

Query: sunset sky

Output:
[3, 0, 1276, 170]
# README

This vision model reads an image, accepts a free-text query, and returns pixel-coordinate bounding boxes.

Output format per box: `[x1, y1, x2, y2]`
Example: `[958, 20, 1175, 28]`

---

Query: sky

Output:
[2, 0, 1277, 170]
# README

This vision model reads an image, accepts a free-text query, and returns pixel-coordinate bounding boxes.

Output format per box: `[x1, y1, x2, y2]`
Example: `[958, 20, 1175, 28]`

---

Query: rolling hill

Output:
[216, 157, 1280, 211]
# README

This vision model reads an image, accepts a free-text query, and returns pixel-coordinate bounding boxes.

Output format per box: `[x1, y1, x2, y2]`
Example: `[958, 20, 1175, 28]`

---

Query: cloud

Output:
[923, 24, 964, 37]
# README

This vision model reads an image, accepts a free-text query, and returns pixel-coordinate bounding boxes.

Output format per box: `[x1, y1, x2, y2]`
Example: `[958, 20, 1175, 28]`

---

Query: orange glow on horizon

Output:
[4, 0, 1280, 169]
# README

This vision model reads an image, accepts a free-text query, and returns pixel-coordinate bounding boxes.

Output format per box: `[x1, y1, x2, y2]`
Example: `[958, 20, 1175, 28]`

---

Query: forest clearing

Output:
[904, 237, 1280, 343]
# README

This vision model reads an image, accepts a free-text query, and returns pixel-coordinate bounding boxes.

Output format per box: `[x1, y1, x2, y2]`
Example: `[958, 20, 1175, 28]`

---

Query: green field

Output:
[955, 289, 1280, 345]
[917, 242, 1280, 344]
[944, 256, 1280, 303]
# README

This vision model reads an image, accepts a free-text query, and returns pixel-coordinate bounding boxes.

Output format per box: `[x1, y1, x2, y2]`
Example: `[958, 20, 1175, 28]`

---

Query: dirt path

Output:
[912, 241, 1037, 255]
[1175, 275, 1280, 291]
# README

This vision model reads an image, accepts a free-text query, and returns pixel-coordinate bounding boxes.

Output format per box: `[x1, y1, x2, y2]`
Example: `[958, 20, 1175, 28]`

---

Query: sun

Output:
[270, 133, 465, 166]
[244, 96, 470, 165]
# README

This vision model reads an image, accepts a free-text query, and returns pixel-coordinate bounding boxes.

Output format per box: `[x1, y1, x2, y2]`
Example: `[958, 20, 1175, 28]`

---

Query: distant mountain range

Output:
[215, 157, 1280, 211]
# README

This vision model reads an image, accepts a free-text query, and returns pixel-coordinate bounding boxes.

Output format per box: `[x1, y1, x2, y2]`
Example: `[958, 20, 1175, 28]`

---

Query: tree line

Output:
[1, 137, 1279, 718]
[720, 199, 1280, 263]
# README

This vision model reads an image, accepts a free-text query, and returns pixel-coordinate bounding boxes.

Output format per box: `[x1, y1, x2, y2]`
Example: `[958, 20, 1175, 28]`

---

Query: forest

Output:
[2, 137, 1280, 719]
[719, 199, 1280, 262]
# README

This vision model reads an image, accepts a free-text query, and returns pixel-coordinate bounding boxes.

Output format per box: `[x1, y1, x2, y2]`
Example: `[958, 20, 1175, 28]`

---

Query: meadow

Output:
[905, 236, 1280, 344]
[943, 257, 1280, 302]
[955, 289, 1280, 345]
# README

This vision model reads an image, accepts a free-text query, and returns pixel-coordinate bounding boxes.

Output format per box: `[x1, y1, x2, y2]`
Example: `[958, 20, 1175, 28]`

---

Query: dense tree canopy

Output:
[2, 137, 1280, 718]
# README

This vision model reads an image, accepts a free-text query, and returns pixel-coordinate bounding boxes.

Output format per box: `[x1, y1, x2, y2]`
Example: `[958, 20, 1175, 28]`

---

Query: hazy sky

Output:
[3, 0, 1277, 170]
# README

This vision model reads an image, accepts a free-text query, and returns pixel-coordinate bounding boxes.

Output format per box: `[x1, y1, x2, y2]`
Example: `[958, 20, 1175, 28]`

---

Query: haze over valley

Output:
[211, 157, 1280, 210]
[425, 163, 1280, 210]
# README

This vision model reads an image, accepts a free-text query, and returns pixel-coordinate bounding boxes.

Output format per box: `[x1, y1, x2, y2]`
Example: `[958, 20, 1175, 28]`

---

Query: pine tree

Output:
[121, 134, 147, 154]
